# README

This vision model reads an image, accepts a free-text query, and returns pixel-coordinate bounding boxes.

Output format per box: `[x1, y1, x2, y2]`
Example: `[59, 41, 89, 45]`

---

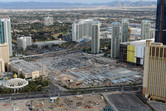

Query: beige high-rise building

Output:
[143, 40, 166, 101]
[0, 43, 9, 63]
[0, 43, 9, 66]
[0, 43, 9, 72]
[0, 59, 5, 72]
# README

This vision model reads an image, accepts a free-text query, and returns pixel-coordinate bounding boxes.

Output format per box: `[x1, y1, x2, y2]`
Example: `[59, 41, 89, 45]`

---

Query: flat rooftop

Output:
[104, 93, 151, 111]
[34, 40, 66, 47]
[74, 19, 98, 24]
[10, 59, 42, 74]
[121, 38, 154, 46]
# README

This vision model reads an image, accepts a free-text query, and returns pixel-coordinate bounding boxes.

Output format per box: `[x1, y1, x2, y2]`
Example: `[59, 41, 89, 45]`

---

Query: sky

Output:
[0, 0, 157, 3]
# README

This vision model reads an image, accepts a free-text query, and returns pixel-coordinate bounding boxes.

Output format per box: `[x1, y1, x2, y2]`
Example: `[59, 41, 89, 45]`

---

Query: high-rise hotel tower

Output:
[72, 19, 97, 42]
[121, 19, 129, 42]
[143, 0, 166, 102]
[91, 21, 100, 54]
[0, 18, 12, 56]
[155, 0, 166, 44]
[111, 22, 121, 58]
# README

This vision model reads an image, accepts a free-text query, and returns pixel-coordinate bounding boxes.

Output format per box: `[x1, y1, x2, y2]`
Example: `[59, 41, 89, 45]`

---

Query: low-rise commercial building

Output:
[17, 36, 32, 50]
[119, 39, 154, 65]
[8, 59, 44, 79]
[34, 40, 66, 48]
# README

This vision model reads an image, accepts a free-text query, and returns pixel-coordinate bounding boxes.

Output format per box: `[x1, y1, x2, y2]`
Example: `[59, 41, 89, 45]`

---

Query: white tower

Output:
[141, 20, 151, 40]
[121, 19, 129, 42]
[91, 21, 100, 54]
[111, 22, 121, 58]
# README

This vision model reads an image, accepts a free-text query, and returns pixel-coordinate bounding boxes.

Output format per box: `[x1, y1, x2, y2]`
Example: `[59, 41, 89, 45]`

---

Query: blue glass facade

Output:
[155, 0, 166, 44]
[0, 20, 5, 43]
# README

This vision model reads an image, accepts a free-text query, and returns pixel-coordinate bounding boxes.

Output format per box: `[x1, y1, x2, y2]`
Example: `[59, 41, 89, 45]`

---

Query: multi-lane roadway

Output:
[0, 84, 142, 101]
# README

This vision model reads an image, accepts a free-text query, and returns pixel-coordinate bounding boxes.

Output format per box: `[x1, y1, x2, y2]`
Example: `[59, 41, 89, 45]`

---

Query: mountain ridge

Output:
[0, 1, 157, 9]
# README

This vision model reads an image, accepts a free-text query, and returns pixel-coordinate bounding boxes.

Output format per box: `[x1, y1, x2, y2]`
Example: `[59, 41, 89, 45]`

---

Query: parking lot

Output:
[104, 93, 151, 111]
[36, 52, 143, 88]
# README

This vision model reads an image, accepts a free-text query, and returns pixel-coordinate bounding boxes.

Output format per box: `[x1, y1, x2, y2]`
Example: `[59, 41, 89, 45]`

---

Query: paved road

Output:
[104, 93, 151, 111]
[0, 85, 142, 101]
[49, 77, 68, 91]
[19, 49, 81, 59]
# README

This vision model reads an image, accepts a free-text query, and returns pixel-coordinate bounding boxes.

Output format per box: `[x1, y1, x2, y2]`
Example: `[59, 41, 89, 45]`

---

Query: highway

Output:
[0, 85, 142, 101]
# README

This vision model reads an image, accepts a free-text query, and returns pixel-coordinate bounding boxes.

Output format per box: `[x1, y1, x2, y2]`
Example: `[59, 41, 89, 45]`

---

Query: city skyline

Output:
[0, 0, 166, 110]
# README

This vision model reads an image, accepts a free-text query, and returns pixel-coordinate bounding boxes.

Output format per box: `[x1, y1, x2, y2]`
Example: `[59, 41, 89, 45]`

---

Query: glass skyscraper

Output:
[111, 22, 120, 58]
[0, 20, 5, 43]
[121, 19, 129, 42]
[155, 0, 166, 44]
[0, 18, 12, 56]
[141, 20, 151, 40]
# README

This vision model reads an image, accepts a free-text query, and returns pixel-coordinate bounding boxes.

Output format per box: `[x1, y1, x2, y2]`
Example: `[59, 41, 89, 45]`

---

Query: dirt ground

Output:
[31, 94, 106, 111]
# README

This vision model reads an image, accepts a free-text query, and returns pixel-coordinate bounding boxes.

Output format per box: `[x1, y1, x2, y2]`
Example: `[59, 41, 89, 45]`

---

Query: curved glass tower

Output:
[0, 20, 5, 43]
[155, 0, 166, 44]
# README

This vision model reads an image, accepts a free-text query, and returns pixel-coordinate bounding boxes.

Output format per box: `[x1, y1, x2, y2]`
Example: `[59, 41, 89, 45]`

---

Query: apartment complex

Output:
[91, 21, 100, 54]
[111, 22, 121, 58]
[143, 40, 166, 101]
[44, 16, 54, 26]
[72, 19, 99, 42]
[17, 36, 32, 50]
[0, 18, 12, 56]
[141, 20, 151, 40]
[121, 19, 129, 42]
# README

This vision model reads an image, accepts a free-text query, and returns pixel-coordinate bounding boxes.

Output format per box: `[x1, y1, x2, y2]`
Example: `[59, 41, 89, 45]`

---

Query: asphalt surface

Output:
[106, 93, 151, 111]
[0, 85, 142, 101]
[149, 101, 166, 111]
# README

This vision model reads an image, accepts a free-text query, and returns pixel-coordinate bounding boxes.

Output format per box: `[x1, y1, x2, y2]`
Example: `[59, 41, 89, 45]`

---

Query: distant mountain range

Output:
[0, 1, 157, 9]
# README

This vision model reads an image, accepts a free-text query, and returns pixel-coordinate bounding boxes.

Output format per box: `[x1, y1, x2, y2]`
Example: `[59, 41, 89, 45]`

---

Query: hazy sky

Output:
[0, 0, 157, 3]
